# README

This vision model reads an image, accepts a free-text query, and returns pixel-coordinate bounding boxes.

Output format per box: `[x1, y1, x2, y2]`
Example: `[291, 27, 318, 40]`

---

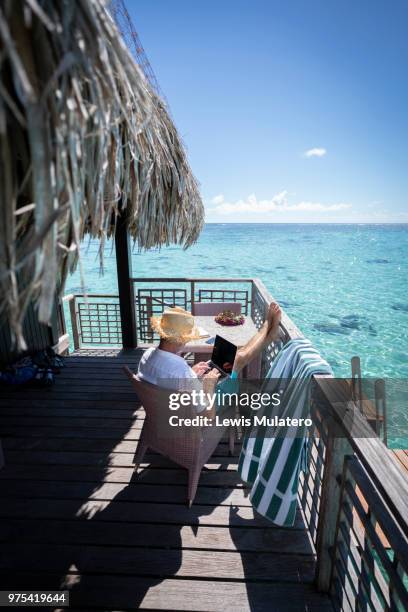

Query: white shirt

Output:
[137, 347, 206, 412]
[138, 347, 198, 389]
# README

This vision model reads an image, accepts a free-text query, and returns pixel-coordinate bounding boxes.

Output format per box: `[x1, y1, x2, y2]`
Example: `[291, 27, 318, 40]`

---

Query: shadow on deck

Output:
[0, 350, 332, 611]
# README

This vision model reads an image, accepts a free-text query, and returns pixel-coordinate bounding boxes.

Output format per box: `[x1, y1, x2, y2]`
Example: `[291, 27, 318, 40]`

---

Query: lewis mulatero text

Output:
[168, 414, 313, 428]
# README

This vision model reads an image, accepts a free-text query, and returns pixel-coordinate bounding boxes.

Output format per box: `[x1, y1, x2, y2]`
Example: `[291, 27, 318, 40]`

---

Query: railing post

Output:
[190, 280, 195, 314]
[351, 355, 363, 413]
[146, 295, 154, 343]
[68, 296, 80, 350]
[315, 424, 351, 592]
[55, 292, 67, 337]
[375, 379, 387, 445]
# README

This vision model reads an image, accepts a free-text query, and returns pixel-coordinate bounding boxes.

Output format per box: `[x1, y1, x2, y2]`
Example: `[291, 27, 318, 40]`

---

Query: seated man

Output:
[138, 306, 220, 410]
[138, 303, 281, 416]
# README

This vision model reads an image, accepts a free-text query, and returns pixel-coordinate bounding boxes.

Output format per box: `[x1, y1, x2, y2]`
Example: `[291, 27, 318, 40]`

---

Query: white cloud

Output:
[304, 147, 327, 158]
[212, 191, 288, 214]
[209, 191, 351, 215]
[211, 194, 225, 205]
[286, 201, 350, 211]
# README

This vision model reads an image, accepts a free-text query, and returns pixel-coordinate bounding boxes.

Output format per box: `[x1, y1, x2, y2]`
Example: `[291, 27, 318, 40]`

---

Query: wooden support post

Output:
[115, 207, 137, 348]
[315, 428, 351, 592]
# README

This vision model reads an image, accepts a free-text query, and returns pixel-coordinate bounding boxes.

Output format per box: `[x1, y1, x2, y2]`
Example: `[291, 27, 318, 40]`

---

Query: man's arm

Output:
[233, 302, 281, 374]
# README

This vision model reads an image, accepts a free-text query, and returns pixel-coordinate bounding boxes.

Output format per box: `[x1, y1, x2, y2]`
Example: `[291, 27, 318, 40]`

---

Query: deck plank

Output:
[392, 449, 408, 473]
[0, 542, 316, 582]
[0, 435, 232, 456]
[0, 497, 305, 528]
[0, 349, 332, 611]
[0, 462, 243, 487]
[0, 518, 311, 553]
[0, 573, 333, 611]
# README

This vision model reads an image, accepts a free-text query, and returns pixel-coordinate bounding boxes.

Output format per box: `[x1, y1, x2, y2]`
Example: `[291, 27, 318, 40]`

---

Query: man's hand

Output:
[202, 368, 221, 393]
[192, 361, 210, 377]
[203, 368, 221, 381]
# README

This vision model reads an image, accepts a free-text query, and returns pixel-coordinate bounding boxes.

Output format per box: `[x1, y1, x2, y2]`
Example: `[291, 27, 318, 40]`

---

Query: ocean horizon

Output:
[204, 222, 408, 225]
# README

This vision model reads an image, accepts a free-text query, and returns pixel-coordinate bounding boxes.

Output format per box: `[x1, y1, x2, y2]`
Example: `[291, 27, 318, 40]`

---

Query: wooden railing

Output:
[255, 279, 408, 610]
[251, 278, 302, 375]
[312, 378, 408, 610]
[62, 277, 298, 350]
[62, 278, 256, 348]
[63, 294, 121, 350]
[62, 278, 408, 609]
[131, 277, 254, 344]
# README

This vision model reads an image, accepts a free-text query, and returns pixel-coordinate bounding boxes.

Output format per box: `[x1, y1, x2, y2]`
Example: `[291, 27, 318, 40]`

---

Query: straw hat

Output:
[150, 307, 202, 342]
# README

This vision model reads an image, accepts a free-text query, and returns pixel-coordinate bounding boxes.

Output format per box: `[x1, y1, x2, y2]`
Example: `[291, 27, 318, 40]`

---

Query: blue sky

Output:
[125, 0, 408, 223]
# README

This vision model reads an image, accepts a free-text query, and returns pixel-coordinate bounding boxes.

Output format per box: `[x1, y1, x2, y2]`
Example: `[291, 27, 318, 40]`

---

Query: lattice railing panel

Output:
[197, 289, 249, 315]
[137, 288, 188, 343]
[78, 301, 121, 345]
[252, 281, 284, 376]
[298, 399, 329, 546]
[331, 457, 408, 611]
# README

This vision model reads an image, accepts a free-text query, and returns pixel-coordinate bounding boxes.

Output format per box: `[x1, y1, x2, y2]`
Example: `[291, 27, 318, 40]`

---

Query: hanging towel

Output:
[238, 338, 332, 527]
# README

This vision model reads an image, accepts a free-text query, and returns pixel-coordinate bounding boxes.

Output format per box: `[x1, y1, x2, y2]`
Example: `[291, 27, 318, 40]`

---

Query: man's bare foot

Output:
[265, 302, 282, 340]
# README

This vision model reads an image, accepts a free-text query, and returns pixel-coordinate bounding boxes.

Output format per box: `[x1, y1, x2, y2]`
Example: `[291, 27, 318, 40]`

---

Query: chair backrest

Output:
[123, 366, 201, 439]
[123, 366, 172, 418]
[193, 301, 242, 316]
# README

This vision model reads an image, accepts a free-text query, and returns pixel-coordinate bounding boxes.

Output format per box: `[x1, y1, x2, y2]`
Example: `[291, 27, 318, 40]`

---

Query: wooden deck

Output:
[392, 448, 408, 474]
[0, 349, 332, 611]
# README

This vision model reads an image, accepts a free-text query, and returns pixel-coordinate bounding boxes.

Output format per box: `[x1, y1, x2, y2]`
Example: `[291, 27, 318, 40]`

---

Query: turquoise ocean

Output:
[66, 224, 408, 445]
[67, 223, 407, 379]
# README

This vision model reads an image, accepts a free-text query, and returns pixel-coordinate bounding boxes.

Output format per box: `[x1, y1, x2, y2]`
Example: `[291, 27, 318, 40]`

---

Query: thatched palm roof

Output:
[0, 0, 204, 349]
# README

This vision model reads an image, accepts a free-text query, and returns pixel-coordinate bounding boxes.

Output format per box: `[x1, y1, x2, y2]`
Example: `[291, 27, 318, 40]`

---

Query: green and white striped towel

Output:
[238, 338, 332, 527]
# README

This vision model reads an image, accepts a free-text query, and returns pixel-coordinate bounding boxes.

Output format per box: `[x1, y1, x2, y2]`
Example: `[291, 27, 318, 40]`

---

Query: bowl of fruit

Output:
[214, 310, 245, 326]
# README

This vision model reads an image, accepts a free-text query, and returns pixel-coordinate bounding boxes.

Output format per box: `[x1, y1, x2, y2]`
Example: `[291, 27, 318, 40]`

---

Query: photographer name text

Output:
[168, 414, 313, 427]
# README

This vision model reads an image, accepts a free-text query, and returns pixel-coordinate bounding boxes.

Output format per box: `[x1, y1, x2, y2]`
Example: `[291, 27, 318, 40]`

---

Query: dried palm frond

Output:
[0, 0, 204, 349]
